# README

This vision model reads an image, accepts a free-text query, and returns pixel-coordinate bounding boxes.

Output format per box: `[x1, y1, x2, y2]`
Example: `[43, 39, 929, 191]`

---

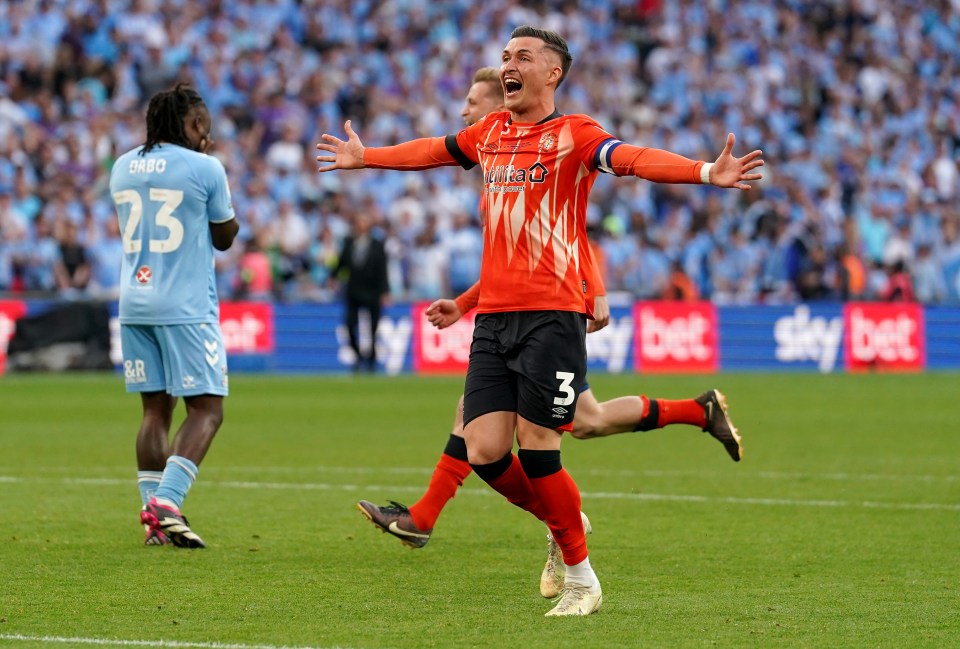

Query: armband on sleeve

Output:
[600, 140, 704, 184]
[445, 135, 477, 170]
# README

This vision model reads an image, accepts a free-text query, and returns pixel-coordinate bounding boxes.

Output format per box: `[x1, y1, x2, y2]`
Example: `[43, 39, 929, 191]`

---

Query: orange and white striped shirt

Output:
[364, 110, 705, 316]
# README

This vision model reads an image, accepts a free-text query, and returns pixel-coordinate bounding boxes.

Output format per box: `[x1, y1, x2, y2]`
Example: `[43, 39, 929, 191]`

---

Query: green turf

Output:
[0, 372, 958, 649]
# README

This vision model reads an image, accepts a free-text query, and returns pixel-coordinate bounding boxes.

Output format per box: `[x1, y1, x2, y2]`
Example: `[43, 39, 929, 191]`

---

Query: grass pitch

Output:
[0, 372, 958, 649]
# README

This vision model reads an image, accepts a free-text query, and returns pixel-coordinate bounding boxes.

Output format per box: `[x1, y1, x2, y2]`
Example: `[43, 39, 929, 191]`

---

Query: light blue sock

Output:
[137, 471, 163, 507]
[154, 456, 199, 510]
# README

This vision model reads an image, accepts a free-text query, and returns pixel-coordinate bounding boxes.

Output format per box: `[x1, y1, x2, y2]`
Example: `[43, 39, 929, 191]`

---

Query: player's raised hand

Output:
[316, 120, 365, 172]
[709, 133, 764, 190]
[425, 299, 463, 329]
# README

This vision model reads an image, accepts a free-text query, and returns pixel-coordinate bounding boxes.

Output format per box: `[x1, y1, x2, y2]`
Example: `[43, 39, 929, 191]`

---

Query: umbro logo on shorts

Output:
[552, 406, 568, 415]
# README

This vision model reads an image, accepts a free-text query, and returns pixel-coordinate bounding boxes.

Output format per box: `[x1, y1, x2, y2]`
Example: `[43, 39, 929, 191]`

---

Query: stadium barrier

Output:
[1, 300, 956, 376]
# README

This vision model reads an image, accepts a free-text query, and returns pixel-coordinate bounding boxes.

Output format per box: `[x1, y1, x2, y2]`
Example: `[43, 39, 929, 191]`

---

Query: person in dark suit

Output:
[332, 212, 389, 371]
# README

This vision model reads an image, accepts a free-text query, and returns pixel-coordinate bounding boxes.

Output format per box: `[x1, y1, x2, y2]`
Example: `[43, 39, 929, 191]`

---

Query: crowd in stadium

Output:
[0, 0, 958, 304]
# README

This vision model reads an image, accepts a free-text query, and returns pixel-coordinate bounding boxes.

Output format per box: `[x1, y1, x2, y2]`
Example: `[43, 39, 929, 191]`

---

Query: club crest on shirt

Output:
[538, 133, 557, 152]
[136, 265, 152, 285]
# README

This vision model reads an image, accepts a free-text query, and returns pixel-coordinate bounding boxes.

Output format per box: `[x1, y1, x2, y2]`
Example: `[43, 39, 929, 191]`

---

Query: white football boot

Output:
[545, 580, 603, 617]
[539, 511, 592, 598]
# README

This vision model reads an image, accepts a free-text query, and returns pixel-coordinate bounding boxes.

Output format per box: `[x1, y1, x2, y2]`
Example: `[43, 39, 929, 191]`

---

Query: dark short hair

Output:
[509, 26, 573, 88]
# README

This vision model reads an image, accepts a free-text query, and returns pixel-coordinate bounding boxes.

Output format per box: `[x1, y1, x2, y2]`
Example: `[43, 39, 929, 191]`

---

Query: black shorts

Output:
[462, 310, 587, 431]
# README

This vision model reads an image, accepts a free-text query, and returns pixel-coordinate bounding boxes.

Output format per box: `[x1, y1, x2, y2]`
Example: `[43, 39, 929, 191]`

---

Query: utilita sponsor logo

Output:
[845, 304, 923, 371]
[774, 305, 843, 373]
[635, 303, 717, 372]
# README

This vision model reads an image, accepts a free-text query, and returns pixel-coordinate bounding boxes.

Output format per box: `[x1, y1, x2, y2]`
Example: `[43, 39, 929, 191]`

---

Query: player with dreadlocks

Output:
[110, 84, 239, 548]
[141, 84, 213, 154]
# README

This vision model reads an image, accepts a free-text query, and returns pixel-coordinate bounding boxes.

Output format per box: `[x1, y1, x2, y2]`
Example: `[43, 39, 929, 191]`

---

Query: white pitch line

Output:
[2, 476, 958, 512]
[0, 634, 372, 649]
[4, 465, 957, 484]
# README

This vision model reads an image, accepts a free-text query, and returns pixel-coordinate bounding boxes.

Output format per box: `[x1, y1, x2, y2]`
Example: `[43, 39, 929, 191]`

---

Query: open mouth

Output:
[504, 78, 522, 98]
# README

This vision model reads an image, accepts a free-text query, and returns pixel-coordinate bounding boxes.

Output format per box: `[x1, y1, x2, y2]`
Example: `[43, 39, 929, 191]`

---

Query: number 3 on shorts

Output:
[554, 371, 575, 406]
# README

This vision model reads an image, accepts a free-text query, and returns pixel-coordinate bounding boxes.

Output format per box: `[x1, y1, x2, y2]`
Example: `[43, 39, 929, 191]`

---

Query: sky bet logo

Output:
[484, 162, 548, 184]
[774, 305, 843, 373]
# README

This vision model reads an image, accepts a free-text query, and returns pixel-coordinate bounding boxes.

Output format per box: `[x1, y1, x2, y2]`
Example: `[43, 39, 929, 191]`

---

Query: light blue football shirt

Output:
[110, 144, 235, 324]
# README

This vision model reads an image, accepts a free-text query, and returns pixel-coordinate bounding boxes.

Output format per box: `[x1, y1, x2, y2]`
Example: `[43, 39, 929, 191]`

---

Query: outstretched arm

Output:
[317, 120, 461, 172]
[607, 133, 763, 190]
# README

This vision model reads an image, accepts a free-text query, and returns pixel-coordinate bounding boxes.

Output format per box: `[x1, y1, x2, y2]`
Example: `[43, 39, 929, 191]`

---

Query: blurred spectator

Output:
[600, 215, 637, 292]
[20, 217, 59, 292]
[835, 242, 867, 301]
[266, 122, 305, 173]
[1, 0, 959, 304]
[11, 172, 42, 224]
[0, 228, 17, 291]
[331, 213, 389, 372]
[267, 199, 310, 298]
[630, 236, 670, 299]
[87, 216, 123, 299]
[661, 258, 699, 301]
[407, 217, 448, 300]
[54, 219, 90, 296]
[307, 225, 340, 295]
[442, 210, 482, 296]
[881, 260, 916, 303]
[0, 190, 29, 235]
[883, 220, 915, 269]
[794, 243, 831, 302]
[913, 244, 947, 304]
[137, 35, 178, 100]
[234, 235, 274, 301]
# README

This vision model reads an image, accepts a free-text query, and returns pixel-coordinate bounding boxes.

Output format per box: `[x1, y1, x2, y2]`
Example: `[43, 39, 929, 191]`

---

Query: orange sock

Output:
[472, 453, 548, 521]
[657, 398, 706, 428]
[529, 469, 587, 565]
[409, 453, 472, 530]
[636, 396, 706, 430]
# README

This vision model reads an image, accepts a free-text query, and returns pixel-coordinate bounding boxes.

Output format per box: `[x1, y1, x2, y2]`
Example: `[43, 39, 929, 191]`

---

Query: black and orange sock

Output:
[472, 452, 547, 521]
[635, 396, 706, 431]
[518, 449, 588, 566]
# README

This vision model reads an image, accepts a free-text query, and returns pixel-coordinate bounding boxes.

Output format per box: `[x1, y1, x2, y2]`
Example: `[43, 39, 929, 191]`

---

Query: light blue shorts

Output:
[120, 323, 229, 397]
